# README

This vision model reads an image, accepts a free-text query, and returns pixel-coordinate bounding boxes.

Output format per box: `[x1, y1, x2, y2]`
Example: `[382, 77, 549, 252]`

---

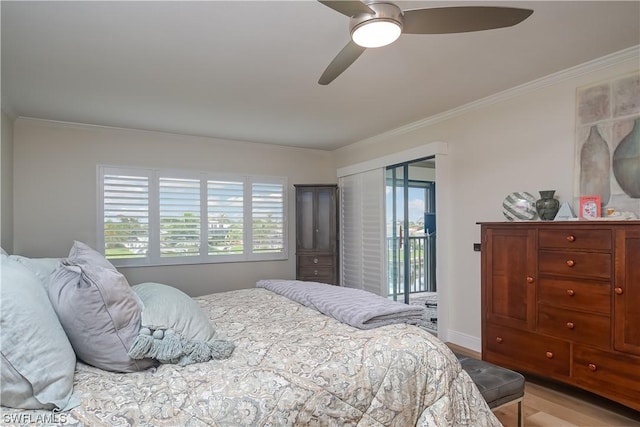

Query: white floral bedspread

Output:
[1, 288, 501, 426]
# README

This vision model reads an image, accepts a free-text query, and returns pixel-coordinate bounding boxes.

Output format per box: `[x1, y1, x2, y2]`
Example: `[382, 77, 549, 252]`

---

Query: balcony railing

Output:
[387, 233, 436, 298]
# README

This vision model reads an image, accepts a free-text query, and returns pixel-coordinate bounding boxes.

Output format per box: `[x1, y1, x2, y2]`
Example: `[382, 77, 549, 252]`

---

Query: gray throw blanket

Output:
[256, 279, 426, 329]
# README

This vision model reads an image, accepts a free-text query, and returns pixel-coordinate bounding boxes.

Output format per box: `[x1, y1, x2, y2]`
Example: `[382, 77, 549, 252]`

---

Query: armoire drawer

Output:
[485, 323, 570, 377]
[538, 229, 612, 250]
[573, 345, 640, 411]
[298, 255, 335, 267]
[298, 266, 334, 279]
[538, 250, 611, 279]
[537, 304, 611, 349]
[537, 278, 611, 315]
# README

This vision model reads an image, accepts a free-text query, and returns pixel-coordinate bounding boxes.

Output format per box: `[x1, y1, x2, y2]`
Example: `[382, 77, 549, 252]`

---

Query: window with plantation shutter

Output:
[252, 182, 285, 254]
[207, 179, 244, 256]
[98, 166, 287, 266]
[102, 171, 150, 260]
[159, 177, 201, 258]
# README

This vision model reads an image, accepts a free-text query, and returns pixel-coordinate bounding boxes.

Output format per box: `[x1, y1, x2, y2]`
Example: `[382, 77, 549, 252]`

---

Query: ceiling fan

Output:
[317, 1, 533, 85]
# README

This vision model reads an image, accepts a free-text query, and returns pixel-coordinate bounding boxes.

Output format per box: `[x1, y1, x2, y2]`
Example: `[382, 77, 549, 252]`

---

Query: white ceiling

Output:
[2, 1, 639, 151]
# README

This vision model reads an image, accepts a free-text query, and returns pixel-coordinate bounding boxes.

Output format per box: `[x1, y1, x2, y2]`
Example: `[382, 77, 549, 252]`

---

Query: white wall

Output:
[1, 110, 14, 252]
[13, 119, 335, 296]
[333, 52, 639, 350]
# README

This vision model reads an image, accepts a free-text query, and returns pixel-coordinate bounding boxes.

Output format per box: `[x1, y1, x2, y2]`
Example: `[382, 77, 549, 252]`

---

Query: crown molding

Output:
[340, 45, 640, 152]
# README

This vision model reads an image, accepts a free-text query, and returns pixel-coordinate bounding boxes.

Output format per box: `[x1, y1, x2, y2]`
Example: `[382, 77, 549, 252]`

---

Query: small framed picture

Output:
[579, 196, 601, 219]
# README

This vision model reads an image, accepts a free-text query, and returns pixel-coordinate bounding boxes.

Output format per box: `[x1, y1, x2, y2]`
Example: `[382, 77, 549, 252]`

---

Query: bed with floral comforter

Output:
[2, 288, 501, 426]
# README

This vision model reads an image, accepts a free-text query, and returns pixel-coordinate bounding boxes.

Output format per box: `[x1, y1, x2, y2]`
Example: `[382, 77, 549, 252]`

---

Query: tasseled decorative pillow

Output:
[128, 282, 234, 366]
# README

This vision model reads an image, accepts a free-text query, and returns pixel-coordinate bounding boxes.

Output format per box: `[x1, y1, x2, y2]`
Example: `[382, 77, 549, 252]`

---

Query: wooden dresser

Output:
[479, 221, 640, 411]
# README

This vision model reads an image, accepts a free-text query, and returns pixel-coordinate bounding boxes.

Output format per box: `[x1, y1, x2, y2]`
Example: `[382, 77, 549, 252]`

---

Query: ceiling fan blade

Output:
[402, 6, 533, 34]
[318, 40, 366, 85]
[318, 0, 374, 17]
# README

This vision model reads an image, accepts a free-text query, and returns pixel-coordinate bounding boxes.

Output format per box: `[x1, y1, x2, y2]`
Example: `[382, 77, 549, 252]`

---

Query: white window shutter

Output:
[251, 181, 285, 255]
[101, 168, 151, 261]
[340, 173, 362, 289]
[207, 179, 244, 255]
[340, 168, 385, 296]
[99, 166, 287, 266]
[158, 177, 201, 257]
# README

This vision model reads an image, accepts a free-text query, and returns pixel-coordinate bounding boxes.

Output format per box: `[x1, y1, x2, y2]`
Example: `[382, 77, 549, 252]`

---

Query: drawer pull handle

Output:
[526, 276, 534, 284]
[566, 289, 575, 296]
[496, 337, 503, 344]
[546, 351, 554, 359]
[588, 363, 597, 372]
[566, 235, 576, 242]
[313, 270, 318, 275]
[566, 322, 575, 329]
[313, 258, 319, 264]
[615, 287, 624, 295]
[566, 259, 576, 267]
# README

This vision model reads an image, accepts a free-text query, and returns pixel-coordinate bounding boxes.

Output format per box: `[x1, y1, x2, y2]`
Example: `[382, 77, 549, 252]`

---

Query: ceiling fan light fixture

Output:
[351, 19, 401, 48]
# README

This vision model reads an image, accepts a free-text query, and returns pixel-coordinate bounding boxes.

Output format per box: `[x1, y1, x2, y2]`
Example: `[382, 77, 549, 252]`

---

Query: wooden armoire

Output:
[294, 185, 338, 285]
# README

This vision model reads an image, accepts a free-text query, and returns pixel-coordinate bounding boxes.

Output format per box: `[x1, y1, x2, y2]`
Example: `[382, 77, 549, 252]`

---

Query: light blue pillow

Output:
[0, 255, 79, 410]
[129, 282, 234, 366]
[8, 255, 60, 285]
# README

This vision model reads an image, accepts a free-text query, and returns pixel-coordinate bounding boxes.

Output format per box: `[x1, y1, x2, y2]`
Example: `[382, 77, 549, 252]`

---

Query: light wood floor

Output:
[446, 343, 640, 427]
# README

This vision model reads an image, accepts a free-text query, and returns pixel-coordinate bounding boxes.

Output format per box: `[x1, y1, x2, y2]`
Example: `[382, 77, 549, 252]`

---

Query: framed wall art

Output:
[575, 71, 640, 219]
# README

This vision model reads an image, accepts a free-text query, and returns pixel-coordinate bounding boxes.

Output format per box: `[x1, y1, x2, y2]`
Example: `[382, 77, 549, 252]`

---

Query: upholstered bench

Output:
[455, 353, 525, 427]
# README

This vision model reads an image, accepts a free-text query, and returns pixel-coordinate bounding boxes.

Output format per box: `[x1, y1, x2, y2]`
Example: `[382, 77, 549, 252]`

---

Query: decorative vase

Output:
[612, 118, 640, 198]
[535, 190, 560, 220]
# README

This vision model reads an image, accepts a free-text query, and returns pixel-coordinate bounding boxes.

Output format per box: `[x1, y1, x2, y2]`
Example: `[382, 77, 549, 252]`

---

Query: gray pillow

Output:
[0, 255, 79, 410]
[68, 240, 118, 271]
[129, 282, 234, 366]
[47, 243, 154, 372]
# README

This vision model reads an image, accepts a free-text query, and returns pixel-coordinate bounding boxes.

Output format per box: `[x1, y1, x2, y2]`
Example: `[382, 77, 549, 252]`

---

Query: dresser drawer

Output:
[298, 255, 335, 267]
[538, 229, 612, 250]
[537, 278, 611, 315]
[573, 346, 640, 411]
[538, 250, 611, 279]
[537, 304, 611, 349]
[485, 324, 570, 378]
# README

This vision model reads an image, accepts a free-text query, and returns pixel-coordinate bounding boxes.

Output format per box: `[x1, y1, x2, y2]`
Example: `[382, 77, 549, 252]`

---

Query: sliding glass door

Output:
[386, 158, 436, 305]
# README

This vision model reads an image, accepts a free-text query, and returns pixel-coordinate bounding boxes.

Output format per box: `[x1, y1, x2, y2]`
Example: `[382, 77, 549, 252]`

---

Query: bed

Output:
[1, 246, 501, 427]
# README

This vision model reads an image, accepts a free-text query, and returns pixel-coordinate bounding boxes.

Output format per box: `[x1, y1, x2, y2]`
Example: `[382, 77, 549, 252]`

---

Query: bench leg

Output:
[517, 399, 523, 427]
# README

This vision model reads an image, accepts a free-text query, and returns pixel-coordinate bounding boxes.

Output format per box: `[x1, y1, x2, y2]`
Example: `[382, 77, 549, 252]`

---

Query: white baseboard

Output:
[446, 329, 481, 353]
